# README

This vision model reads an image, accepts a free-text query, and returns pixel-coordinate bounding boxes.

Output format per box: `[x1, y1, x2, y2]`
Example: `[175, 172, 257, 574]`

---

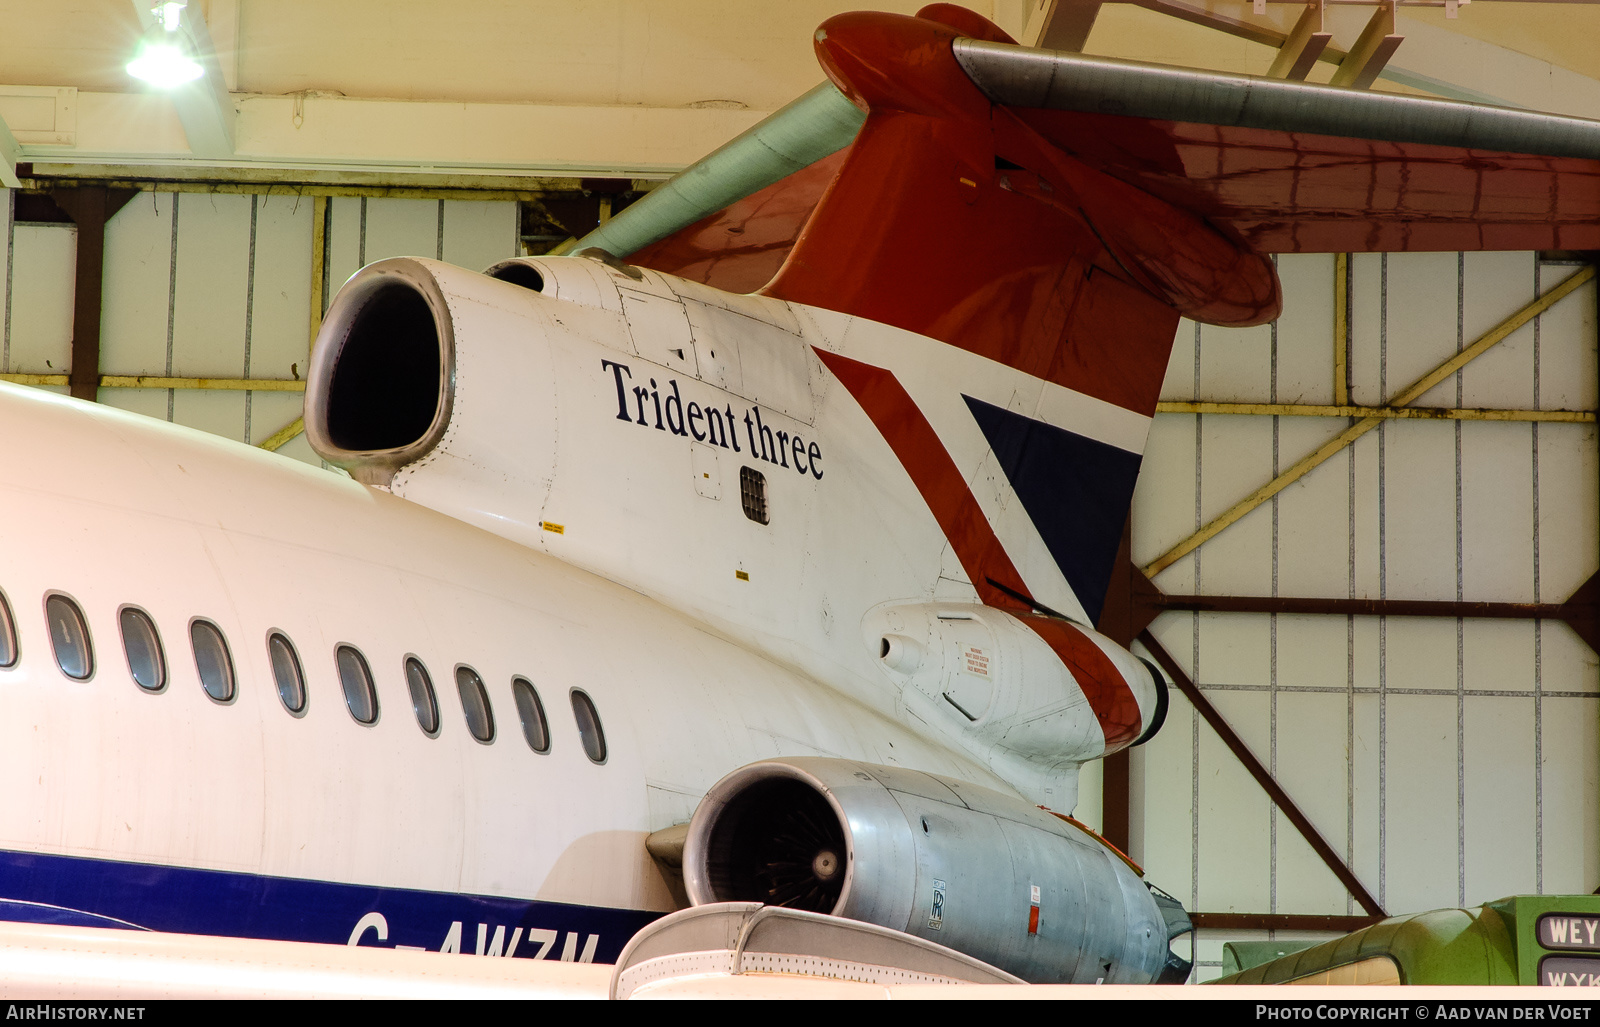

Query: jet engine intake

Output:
[683, 757, 1192, 984]
[305, 256, 564, 503]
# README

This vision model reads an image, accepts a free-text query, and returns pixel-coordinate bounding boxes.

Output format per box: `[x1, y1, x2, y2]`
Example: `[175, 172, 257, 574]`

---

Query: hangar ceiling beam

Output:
[1144, 265, 1598, 578]
[1266, 1, 1332, 81]
[0, 113, 20, 189]
[1328, 2, 1405, 89]
[24, 92, 760, 181]
[128, 0, 234, 158]
[1022, 0, 1104, 51]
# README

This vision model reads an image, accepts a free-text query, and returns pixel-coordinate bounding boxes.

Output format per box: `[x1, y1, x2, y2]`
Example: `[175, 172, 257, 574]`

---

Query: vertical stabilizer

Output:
[761, 8, 1275, 621]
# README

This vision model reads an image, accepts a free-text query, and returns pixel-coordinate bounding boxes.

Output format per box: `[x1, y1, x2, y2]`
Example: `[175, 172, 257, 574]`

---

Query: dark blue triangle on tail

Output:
[963, 396, 1142, 625]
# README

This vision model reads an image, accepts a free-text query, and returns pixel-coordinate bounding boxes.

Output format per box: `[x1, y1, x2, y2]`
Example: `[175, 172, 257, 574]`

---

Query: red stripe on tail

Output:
[814, 349, 1029, 611]
[1019, 615, 1143, 750]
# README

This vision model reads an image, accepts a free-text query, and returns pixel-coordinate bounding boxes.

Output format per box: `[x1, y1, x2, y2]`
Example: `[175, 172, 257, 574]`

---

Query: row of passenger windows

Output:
[7, 591, 606, 763]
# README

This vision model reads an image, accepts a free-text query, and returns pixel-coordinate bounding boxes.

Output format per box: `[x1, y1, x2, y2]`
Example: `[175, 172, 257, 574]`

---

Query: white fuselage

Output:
[0, 382, 999, 951]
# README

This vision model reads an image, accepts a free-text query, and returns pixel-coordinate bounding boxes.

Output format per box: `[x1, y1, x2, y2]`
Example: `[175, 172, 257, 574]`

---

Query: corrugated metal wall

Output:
[1133, 251, 1599, 980]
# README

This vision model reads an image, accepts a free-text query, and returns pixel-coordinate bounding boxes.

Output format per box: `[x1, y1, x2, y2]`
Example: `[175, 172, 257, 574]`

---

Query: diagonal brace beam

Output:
[1138, 628, 1386, 918]
[1267, 1, 1331, 82]
[1144, 265, 1596, 578]
[1329, 1, 1403, 90]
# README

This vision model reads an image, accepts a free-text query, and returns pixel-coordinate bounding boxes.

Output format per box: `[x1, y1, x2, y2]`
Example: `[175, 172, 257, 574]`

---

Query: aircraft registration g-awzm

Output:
[2, 3, 1600, 994]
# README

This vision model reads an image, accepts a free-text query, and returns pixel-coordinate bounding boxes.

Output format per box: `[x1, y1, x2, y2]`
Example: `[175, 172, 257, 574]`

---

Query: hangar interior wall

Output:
[2, 186, 1596, 983]
[1131, 252, 1600, 980]
[0, 189, 519, 468]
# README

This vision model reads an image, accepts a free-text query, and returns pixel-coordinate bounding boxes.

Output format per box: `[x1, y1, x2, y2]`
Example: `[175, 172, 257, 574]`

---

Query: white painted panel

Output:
[97, 388, 167, 421]
[1382, 618, 1456, 695]
[1198, 321, 1272, 404]
[1195, 415, 1273, 595]
[1462, 620, 1535, 693]
[1349, 429, 1383, 598]
[172, 391, 248, 443]
[1383, 693, 1461, 913]
[1197, 612, 1270, 687]
[1274, 418, 1355, 599]
[1159, 320, 1199, 402]
[1131, 413, 1197, 591]
[247, 194, 314, 382]
[101, 192, 173, 377]
[1538, 696, 1600, 894]
[324, 197, 362, 301]
[1273, 253, 1336, 406]
[1133, 622, 1195, 881]
[1348, 647, 1382, 904]
[1541, 623, 1600, 698]
[1461, 421, 1534, 603]
[1463, 696, 1537, 905]
[272, 430, 334, 471]
[247, 391, 305, 449]
[1536, 425, 1600, 603]
[1073, 758, 1102, 834]
[1382, 419, 1457, 600]
[6, 223, 73, 375]
[1382, 252, 1464, 409]
[1347, 252, 1385, 408]
[1274, 615, 1351, 691]
[1196, 688, 1272, 913]
[172, 192, 252, 379]
[1535, 273, 1597, 413]
[1274, 690, 1357, 914]
[1455, 252, 1536, 411]
[442, 199, 517, 274]
[362, 197, 438, 264]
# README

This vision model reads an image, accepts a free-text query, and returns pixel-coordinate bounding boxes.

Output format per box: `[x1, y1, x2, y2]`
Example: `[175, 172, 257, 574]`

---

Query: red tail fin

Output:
[763, 9, 1278, 418]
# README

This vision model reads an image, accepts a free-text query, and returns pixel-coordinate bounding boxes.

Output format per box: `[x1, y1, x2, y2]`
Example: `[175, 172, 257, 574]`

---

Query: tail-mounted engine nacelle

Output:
[864, 602, 1167, 802]
[304, 253, 575, 555]
[682, 757, 1191, 984]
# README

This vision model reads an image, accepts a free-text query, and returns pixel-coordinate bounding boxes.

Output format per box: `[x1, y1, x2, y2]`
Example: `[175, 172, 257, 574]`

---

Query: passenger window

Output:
[570, 689, 607, 764]
[512, 677, 549, 754]
[268, 633, 307, 715]
[45, 594, 93, 681]
[406, 657, 439, 737]
[190, 619, 235, 702]
[0, 589, 17, 669]
[119, 607, 165, 692]
[455, 666, 494, 743]
[336, 645, 378, 725]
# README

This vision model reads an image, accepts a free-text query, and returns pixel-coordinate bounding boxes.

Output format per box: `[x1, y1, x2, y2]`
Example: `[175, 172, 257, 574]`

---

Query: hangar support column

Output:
[48, 186, 136, 402]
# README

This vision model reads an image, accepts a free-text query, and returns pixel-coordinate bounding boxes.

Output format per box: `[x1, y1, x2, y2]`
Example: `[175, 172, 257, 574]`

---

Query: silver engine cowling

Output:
[682, 757, 1191, 984]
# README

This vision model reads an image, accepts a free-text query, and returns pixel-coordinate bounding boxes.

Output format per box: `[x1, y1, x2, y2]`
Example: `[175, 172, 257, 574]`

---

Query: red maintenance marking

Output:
[1028, 904, 1040, 936]
[813, 349, 1029, 611]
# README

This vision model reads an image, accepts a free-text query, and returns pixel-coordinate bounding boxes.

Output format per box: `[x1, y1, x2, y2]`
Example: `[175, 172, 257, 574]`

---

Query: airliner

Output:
[2, 4, 1597, 988]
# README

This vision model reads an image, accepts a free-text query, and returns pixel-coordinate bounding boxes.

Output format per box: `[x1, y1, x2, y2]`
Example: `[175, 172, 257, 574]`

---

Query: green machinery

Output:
[1212, 896, 1600, 986]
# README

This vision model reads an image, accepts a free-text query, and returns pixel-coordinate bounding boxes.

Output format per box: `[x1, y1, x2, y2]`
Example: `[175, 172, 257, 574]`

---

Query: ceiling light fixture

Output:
[126, 2, 203, 88]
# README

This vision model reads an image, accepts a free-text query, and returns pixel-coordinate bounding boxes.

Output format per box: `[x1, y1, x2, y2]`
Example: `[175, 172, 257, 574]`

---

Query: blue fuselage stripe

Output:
[0, 848, 658, 961]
